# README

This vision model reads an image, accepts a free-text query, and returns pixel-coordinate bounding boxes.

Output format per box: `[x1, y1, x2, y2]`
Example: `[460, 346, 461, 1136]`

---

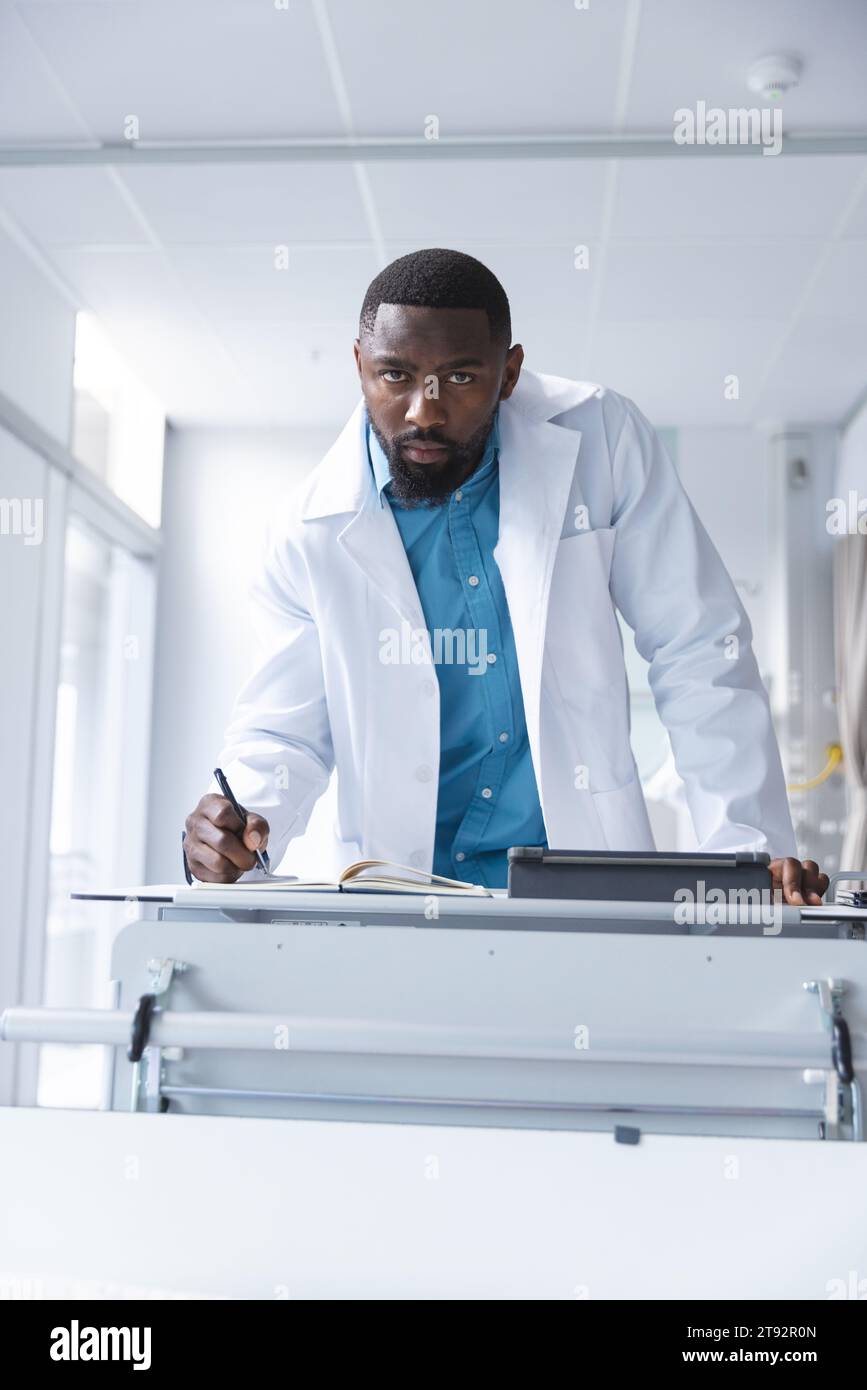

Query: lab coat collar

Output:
[300, 368, 601, 523]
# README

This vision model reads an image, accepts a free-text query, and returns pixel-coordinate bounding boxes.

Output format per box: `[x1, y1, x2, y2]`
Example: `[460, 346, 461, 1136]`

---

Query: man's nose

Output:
[405, 387, 447, 433]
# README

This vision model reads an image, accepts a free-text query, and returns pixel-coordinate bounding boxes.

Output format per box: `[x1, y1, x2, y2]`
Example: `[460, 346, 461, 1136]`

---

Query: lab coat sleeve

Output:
[606, 395, 797, 858]
[214, 515, 335, 869]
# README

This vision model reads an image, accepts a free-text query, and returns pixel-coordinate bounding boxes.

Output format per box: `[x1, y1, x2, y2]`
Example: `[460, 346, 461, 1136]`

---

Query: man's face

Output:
[354, 304, 523, 504]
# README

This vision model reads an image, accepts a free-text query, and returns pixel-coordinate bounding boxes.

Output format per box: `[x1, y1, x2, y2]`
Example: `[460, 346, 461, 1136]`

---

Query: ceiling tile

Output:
[589, 319, 785, 426]
[120, 162, 369, 245]
[328, 0, 630, 136]
[0, 3, 90, 141]
[758, 316, 867, 422]
[0, 166, 148, 244]
[367, 159, 608, 243]
[599, 239, 819, 321]
[626, 0, 867, 130]
[798, 239, 867, 319]
[167, 244, 380, 322]
[611, 155, 866, 239]
[12, 0, 343, 141]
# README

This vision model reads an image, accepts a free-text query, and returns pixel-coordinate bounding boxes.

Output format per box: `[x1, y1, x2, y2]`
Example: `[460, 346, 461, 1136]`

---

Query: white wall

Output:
[839, 396, 867, 500]
[145, 423, 337, 882]
[620, 424, 775, 849]
[675, 426, 771, 677]
[0, 222, 75, 1104]
[0, 227, 74, 443]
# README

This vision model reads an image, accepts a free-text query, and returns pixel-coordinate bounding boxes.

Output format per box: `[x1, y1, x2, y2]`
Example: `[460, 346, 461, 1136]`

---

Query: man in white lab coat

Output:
[184, 248, 827, 905]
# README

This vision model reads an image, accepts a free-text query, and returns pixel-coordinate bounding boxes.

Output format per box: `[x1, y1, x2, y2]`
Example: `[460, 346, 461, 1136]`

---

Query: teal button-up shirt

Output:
[367, 409, 547, 888]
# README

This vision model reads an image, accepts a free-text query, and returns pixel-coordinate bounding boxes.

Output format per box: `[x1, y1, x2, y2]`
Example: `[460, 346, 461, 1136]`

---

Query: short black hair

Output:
[359, 248, 511, 347]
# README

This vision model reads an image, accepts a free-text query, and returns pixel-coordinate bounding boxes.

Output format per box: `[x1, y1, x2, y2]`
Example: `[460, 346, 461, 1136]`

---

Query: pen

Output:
[213, 767, 271, 873]
[181, 830, 193, 885]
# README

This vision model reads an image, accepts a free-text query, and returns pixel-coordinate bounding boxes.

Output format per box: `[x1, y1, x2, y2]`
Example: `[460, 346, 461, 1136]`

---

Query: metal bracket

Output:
[130, 958, 188, 1114]
[803, 977, 863, 1141]
[826, 871, 867, 905]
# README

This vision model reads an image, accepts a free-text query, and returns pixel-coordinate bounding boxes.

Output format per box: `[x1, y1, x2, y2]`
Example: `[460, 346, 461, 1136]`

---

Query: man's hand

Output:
[183, 794, 270, 883]
[769, 857, 829, 906]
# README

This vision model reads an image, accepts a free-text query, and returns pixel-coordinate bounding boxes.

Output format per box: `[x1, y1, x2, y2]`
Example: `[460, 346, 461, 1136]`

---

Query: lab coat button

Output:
[422, 679, 436, 697]
[415, 765, 433, 782]
[410, 850, 426, 868]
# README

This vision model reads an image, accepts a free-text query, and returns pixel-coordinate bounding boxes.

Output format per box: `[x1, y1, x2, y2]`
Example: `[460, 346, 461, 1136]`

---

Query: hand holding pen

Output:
[182, 767, 271, 884]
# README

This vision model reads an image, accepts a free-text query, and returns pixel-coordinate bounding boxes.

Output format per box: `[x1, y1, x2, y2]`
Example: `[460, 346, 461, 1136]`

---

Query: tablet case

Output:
[507, 847, 772, 902]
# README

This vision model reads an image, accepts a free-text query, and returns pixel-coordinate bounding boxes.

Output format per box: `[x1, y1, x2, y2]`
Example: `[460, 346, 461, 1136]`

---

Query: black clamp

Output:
[832, 1017, 854, 1086]
[128, 993, 158, 1063]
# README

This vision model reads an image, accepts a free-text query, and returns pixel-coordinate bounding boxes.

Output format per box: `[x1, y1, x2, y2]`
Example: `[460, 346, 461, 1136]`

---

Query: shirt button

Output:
[467, 575, 480, 587]
[455, 851, 466, 863]
[481, 787, 493, 799]
[454, 490, 463, 502]
[498, 731, 509, 743]
[486, 653, 497, 664]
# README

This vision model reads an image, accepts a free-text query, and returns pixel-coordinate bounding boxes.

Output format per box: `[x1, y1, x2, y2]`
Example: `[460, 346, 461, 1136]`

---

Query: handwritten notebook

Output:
[192, 859, 492, 896]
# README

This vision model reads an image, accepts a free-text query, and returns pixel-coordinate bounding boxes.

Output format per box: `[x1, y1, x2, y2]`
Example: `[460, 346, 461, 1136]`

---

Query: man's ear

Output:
[353, 339, 363, 379]
[499, 343, 524, 401]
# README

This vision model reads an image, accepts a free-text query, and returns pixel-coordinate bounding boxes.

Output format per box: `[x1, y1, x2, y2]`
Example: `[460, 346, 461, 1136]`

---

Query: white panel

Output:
[599, 239, 818, 323]
[14, 0, 343, 141]
[758, 317, 867, 423]
[2, 1107, 867, 1297]
[329, 0, 629, 136]
[799, 239, 867, 320]
[626, 0, 867, 129]
[839, 393, 867, 495]
[167, 243, 380, 322]
[47, 245, 249, 422]
[0, 3, 90, 142]
[0, 167, 148, 246]
[844, 180, 867, 237]
[675, 426, 770, 667]
[612, 156, 867, 240]
[589, 319, 785, 426]
[225, 320, 363, 427]
[512, 317, 590, 381]
[0, 222, 75, 443]
[146, 423, 335, 881]
[120, 162, 369, 246]
[0, 430, 48, 1103]
[367, 159, 609, 243]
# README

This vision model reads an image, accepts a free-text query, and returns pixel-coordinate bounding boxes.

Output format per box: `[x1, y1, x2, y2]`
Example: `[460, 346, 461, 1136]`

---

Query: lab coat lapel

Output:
[494, 402, 583, 779]
[311, 403, 428, 632]
[338, 495, 428, 632]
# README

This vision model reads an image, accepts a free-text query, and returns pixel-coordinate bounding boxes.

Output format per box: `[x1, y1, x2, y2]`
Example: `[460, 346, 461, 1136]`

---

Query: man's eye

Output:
[382, 370, 407, 382]
[448, 372, 473, 385]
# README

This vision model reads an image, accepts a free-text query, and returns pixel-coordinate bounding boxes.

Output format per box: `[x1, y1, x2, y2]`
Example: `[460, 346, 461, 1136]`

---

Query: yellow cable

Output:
[787, 743, 843, 793]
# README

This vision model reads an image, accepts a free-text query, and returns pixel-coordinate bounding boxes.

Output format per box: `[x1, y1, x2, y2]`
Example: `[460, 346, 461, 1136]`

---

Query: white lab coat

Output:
[217, 368, 796, 871]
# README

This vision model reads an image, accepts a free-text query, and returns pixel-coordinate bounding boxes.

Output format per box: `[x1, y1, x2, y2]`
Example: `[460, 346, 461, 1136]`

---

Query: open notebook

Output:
[191, 859, 492, 896]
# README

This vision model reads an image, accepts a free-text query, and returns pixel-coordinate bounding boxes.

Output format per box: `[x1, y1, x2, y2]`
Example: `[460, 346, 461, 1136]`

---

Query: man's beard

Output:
[370, 410, 496, 507]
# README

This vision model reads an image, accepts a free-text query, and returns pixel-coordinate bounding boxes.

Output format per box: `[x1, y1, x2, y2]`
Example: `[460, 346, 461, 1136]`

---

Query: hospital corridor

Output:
[1, 0, 867, 1352]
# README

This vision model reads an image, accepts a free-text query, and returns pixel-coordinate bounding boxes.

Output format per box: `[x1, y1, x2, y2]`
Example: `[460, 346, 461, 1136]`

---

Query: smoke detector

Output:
[747, 54, 802, 101]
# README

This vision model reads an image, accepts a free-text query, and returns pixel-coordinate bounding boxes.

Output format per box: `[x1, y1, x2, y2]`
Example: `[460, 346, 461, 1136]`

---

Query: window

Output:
[38, 513, 157, 1108]
[71, 312, 165, 529]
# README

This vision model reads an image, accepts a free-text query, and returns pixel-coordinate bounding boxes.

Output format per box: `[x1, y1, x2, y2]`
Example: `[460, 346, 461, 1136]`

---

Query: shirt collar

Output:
[366, 407, 500, 507]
